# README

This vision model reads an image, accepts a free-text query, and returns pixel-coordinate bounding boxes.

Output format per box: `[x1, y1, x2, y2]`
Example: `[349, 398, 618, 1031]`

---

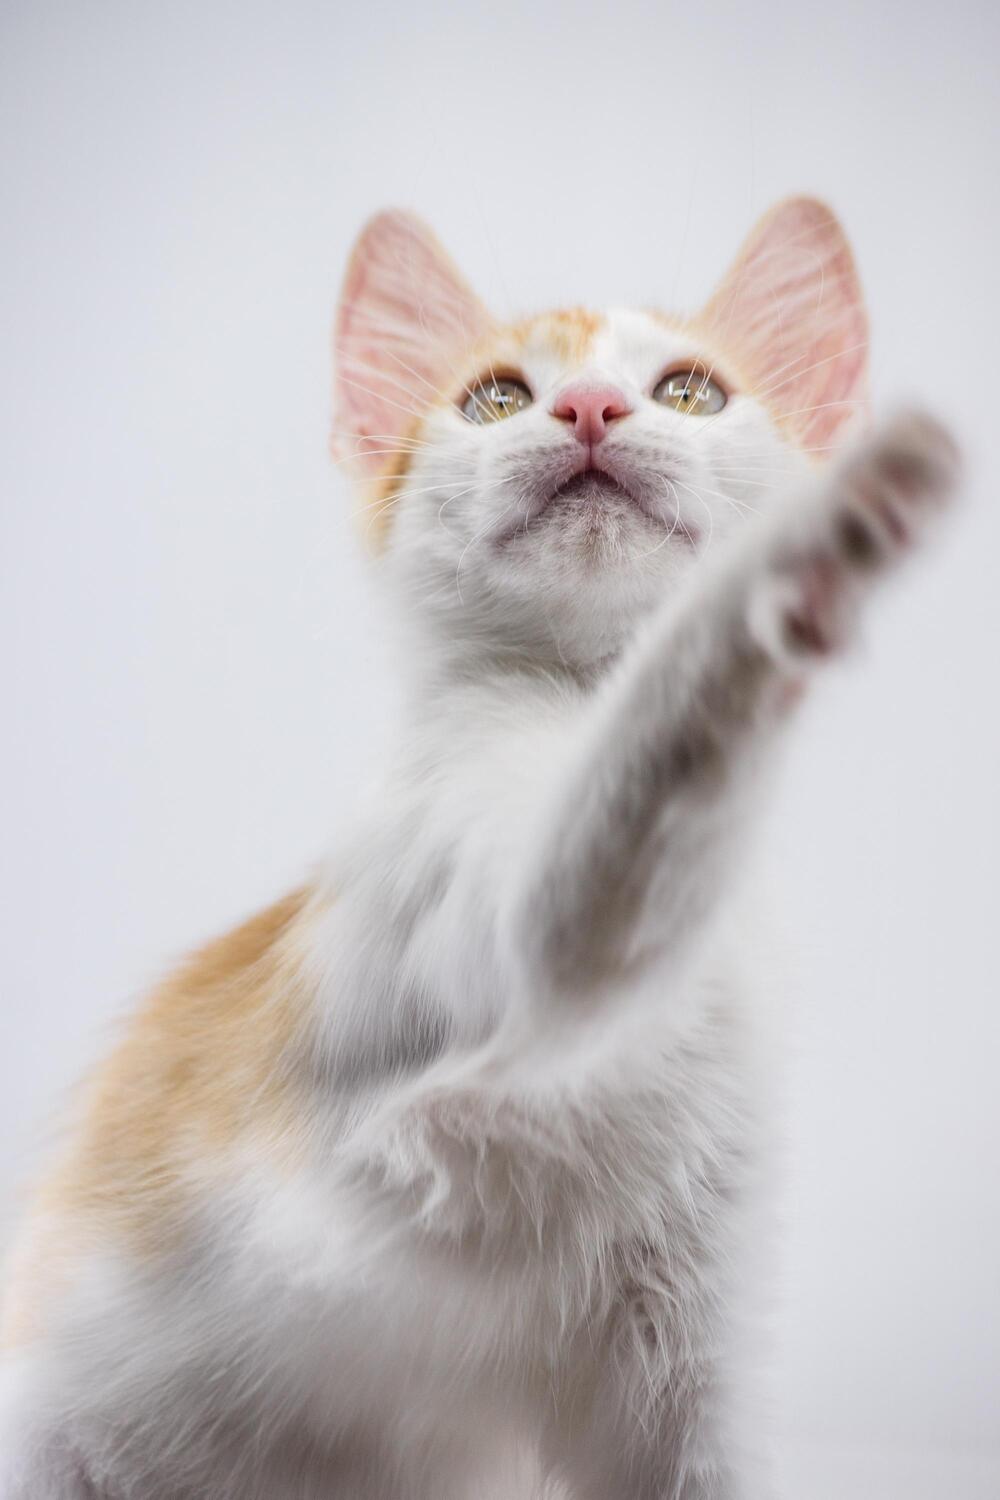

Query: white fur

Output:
[0, 286, 958, 1498]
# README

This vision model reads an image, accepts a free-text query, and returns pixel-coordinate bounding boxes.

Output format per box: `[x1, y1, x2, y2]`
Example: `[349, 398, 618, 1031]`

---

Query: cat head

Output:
[331, 198, 868, 669]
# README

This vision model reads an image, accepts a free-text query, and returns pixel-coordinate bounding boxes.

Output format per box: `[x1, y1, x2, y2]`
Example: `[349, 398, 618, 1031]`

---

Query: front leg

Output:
[337, 411, 957, 1394]
[509, 410, 959, 1001]
[551, 1379, 771, 1500]
[543, 1249, 779, 1500]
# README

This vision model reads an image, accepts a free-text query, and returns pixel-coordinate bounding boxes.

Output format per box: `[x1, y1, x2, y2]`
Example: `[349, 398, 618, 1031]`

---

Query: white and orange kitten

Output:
[0, 199, 958, 1498]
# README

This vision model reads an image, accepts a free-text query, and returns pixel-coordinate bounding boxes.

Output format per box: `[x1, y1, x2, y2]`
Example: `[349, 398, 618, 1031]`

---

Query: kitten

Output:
[0, 198, 958, 1499]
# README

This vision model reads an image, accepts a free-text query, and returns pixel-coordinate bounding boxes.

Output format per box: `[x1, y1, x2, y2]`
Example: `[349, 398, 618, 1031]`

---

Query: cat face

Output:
[332, 200, 869, 667]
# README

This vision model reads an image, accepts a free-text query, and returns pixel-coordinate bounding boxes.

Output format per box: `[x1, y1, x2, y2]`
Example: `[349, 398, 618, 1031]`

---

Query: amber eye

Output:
[652, 368, 727, 416]
[461, 377, 533, 424]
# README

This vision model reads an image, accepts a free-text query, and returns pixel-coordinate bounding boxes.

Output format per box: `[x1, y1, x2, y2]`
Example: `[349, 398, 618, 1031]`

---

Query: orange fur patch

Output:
[363, 415, 428, 548]
[507, 308, 603, 364]
[1, 889, 320, 1346]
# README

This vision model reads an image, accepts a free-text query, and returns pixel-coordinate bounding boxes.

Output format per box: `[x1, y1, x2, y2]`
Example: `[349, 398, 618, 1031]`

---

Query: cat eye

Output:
[653, 368, 727, 417]
[461, 377, 533, 424]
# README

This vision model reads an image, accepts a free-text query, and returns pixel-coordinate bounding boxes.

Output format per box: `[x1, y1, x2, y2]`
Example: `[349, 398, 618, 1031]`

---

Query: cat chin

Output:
[494, 486, 696, 563]
[472, 549, 695, 668]
[493, 501, 653, 564]
[542, 500, 699, 566]
[490, 460, 696, 549]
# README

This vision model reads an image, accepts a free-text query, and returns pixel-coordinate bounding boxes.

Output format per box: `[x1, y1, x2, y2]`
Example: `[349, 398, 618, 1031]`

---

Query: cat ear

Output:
[696, 197, 869, 447]
[331, 210, 491, 481]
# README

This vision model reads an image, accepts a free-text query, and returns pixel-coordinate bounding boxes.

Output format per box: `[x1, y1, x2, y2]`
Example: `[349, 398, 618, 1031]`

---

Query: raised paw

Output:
[748, 409, 960, 667]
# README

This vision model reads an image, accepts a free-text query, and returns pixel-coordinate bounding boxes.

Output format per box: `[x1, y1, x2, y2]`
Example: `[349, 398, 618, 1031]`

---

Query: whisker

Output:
[334, 371, 430, 425]
[675, 476, 759, 517]
[455, 505, 516, 606]
[639, 480, 687, 559]
[380, 344, 452, 402]
[765, 398, 865, 421]
[328, 443, 447, 476]
[703, 473, 786, 491]
[335, 351, 442, 413]
[755, 340, 869, 400]
[359, 493, 404, 545]
[350, 475, 464, 515]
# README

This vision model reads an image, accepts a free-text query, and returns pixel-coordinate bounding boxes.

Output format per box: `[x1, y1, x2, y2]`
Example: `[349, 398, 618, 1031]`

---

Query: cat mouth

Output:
[545, 465, 699, 542]
[549, 470, 637, 507]
[493, 460, 699, 546]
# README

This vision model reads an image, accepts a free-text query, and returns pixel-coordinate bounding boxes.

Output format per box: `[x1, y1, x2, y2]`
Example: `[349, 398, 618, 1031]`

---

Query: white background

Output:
[2, 2, 997, 1494]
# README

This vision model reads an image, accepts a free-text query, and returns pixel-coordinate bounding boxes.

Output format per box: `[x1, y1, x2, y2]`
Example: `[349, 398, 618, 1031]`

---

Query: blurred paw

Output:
[748, 408, 960, 666]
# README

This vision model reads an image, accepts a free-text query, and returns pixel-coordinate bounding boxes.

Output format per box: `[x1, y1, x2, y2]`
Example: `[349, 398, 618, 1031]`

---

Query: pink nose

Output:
[552, 382, 632, 447]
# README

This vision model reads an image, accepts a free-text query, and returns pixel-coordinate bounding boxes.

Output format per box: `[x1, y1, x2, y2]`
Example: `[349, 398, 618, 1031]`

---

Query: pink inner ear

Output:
[697, 197, 870, 449]
[332, 211, 491, 480]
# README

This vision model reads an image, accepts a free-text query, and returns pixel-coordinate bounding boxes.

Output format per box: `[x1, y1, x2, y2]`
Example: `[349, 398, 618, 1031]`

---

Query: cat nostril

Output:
[553, 383, 633, 446]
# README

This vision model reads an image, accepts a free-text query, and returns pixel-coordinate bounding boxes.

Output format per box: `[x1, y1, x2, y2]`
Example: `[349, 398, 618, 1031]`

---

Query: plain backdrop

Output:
[2, 1, 998, 1494]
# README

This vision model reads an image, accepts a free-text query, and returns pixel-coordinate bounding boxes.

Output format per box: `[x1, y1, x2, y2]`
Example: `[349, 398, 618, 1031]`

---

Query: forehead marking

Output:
[509, 308, 604, 364]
